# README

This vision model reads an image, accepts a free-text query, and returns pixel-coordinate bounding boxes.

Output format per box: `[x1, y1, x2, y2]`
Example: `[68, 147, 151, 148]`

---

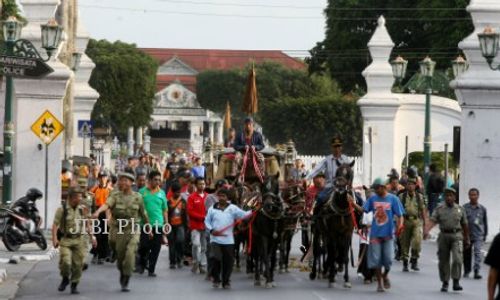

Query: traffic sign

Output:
[31, 110, 64, 145]
[0, 55, 53, 78]
[78, 120, 93, 138]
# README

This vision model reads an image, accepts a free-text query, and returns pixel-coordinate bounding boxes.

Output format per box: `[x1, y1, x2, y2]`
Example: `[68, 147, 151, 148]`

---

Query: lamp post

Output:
[1, 17, 63, 205]
[391, 54, 468, 189]
[478, 26, 500, 70]
[391, 55, 436, 189]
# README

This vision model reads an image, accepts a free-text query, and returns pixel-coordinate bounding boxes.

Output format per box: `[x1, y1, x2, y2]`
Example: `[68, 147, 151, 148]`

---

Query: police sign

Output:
[0, 55, 53, 78]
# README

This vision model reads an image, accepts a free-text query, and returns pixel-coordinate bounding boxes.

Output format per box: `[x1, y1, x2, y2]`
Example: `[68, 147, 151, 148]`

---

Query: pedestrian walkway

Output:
[0, 240, 58, 300]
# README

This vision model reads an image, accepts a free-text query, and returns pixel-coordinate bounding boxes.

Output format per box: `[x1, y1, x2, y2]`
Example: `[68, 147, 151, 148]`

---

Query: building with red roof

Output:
[139, 48, 304, 156]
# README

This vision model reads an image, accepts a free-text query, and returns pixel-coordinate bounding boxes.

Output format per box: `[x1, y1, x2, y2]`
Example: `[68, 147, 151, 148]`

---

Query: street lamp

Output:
[478, 26, 500, 69]
[390, 56, 408, 82]
[1, 17, 63, 205]
[40, 19, 64, 59]
[391, 55, 436, 190]
[451, 55, 469, 78]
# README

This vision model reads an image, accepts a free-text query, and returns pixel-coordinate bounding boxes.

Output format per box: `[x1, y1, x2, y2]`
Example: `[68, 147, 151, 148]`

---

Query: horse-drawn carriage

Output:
[202, 140, 308, 287]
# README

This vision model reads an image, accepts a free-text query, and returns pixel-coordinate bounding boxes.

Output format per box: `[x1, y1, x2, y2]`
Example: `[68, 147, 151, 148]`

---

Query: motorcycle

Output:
[0, 188, 47, 251]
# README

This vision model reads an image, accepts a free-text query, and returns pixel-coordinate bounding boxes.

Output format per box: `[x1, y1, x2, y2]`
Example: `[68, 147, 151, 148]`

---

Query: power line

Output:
[153, 0, 467, 11]
[79, 4, 320, 19]
[79, 4, 471, 21]
[87, 0, 467, 11]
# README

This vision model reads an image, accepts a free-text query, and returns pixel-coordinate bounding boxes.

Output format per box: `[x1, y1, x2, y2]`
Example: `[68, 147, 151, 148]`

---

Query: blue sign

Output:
[78, 120, 93, 138]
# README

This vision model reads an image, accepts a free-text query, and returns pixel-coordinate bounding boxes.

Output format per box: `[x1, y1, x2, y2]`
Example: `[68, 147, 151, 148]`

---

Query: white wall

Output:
[393, 95, 462, 171]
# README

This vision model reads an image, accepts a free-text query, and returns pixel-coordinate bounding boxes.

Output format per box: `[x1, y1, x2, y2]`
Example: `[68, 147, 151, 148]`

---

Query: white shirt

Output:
[307, 154, 351, 188]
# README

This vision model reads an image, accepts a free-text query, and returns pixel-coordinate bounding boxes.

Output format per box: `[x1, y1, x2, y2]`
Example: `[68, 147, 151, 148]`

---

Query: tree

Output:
[260, 95, 362, 156]
[196, 62, 341, 125]
[307, 0, 473, 93]
[86, 39, 158, 137]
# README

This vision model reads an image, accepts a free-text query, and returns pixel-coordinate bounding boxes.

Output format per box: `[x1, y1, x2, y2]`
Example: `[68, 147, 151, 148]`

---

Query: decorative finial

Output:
[377, 15, 386, 27]
[484, 25, 495, 34]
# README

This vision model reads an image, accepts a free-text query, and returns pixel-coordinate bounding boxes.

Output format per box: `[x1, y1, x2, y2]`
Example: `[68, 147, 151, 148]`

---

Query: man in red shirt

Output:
[187, 177, 208, 274]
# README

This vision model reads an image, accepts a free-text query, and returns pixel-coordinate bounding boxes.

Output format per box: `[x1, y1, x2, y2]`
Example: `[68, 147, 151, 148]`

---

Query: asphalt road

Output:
[15, 235, 488, 300]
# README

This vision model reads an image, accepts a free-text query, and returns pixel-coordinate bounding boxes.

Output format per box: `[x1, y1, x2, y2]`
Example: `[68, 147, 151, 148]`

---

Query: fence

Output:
[297, 155, 364, 186]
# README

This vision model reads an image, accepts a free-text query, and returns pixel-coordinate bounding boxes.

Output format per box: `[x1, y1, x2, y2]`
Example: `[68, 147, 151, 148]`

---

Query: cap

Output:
[98, 171, 108, 178]
[371, 177, 387, 189]
[444, 187, 456, 194]
[330, 135, 343, 146]
[407, 177, 417, 184]
[244, 116, 254, 123]
[68, 186, 84, 197]
[117, 171, 135, 182]
[215, 179, 228, 189]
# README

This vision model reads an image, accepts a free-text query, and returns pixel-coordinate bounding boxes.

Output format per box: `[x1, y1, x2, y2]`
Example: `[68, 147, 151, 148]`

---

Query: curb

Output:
[9, 247, 59, 262]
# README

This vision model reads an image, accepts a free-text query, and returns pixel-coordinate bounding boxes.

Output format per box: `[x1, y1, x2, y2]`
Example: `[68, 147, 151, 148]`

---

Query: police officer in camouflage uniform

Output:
[52, 187, 96, 294]
[425, 187, 470, 292]
[399, 177, 426, 272]
[92, 171, 150, 292]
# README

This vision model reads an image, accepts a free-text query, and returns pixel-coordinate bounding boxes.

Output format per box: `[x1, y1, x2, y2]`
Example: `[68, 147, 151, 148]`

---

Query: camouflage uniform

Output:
[399, 191, 425, 270]
[431, 202, 468, 285]
[77, 177, 95, 266]
[53, 190, 89, 293]
[106, 190, 147, 289]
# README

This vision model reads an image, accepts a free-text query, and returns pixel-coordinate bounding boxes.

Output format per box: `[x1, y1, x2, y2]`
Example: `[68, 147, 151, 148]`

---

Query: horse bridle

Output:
[261, 192, 284, 220]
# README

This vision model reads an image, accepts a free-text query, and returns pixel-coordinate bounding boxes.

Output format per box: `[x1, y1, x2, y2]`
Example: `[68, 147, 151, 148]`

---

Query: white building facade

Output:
[357, 16, 462, 186]
[451, 0, 500, 238]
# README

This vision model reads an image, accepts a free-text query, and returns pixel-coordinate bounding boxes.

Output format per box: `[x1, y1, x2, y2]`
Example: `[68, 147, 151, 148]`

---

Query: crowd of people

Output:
[52, 126, 499, 299]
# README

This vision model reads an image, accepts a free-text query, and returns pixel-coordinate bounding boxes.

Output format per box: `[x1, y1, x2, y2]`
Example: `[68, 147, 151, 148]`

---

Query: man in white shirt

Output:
[307, 135, 351, 189]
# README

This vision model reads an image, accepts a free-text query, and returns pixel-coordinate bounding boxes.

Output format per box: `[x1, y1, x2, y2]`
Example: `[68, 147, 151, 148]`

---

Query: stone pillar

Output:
[127, 127, 135, 156]
[54, 0, 99, 159]
[102, 143, 111, 168]
[215, 121, 223, 145]
[2, 0, 72, 226]
[190, 121, 203, 153]
[208, 122, 215, 144]
[451, 0, 500, 238]
[144, 135, 151, 153]
[357, 16, 400, 185]
[136, 127, 143, 149]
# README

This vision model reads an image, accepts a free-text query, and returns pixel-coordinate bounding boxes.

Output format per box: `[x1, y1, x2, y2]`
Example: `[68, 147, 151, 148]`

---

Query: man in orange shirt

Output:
[90, 171, 112, 264]
[167, 182, 187, 269]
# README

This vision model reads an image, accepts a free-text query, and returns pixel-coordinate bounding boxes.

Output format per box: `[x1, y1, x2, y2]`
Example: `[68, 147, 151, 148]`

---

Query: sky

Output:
[77, 0, 328, 57]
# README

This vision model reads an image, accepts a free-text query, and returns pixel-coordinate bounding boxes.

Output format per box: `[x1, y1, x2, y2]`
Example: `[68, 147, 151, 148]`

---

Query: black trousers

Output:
[210, 243, 234, 285]
[91, 212, 109, 259]
[167, 225, 185, 265]
[138, 230, 163, 273]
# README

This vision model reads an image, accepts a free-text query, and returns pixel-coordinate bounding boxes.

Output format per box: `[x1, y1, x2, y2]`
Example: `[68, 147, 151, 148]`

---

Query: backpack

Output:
[401, 192, 424, 216]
